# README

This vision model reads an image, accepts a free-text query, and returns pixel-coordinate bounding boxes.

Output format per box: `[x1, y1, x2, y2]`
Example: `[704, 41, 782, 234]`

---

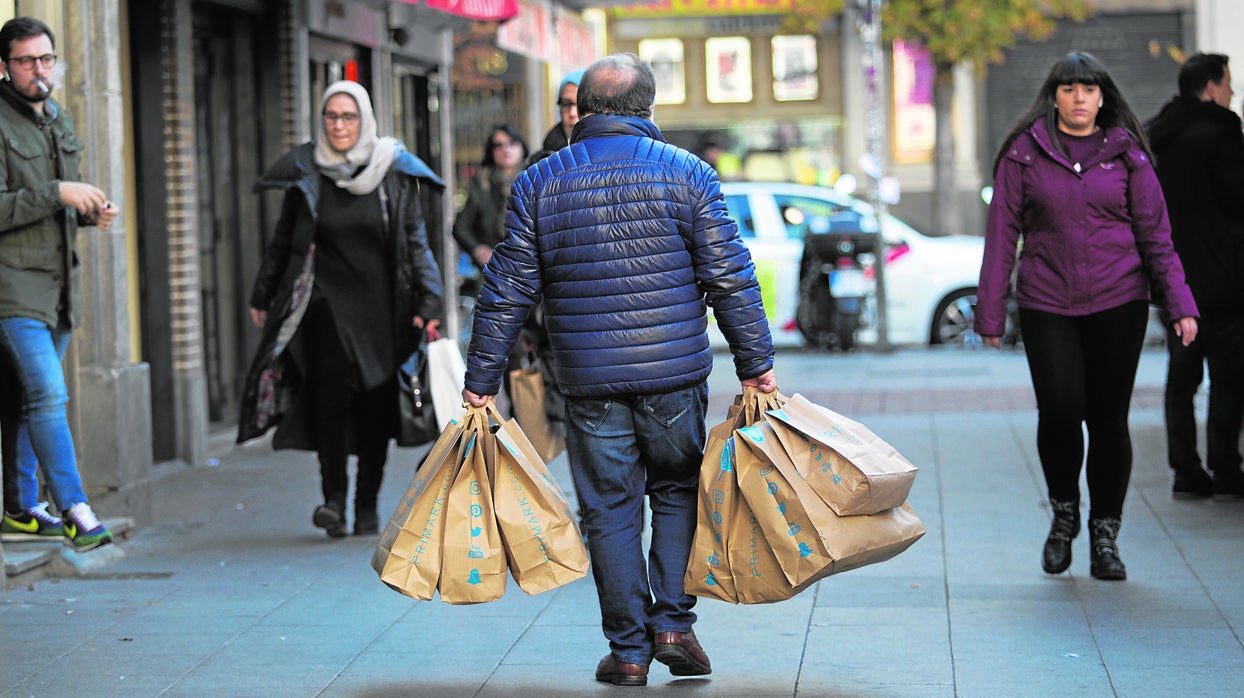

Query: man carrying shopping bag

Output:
[462, 53, 777, 687]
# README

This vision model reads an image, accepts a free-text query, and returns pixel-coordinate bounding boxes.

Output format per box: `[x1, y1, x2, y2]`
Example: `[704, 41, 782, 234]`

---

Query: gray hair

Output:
[577, 53, 656, 118]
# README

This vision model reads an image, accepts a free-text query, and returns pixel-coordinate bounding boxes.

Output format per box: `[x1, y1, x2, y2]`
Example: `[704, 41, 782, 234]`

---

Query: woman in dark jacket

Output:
[237, 80, 444, 538]
[452, 122, 528, 269]
[976, 52, 1198, 581]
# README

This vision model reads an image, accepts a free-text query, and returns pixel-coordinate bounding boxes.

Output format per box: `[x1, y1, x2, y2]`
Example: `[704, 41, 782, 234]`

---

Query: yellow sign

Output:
[612, 0, 794, 18]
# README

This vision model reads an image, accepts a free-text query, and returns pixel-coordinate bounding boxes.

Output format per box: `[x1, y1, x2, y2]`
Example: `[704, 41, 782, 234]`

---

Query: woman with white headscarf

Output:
[238, 81, 444, 538]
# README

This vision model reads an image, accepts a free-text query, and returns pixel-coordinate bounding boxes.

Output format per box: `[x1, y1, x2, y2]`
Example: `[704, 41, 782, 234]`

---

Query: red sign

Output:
[496, 0, 551, 62]
[397, 0, 519, 21]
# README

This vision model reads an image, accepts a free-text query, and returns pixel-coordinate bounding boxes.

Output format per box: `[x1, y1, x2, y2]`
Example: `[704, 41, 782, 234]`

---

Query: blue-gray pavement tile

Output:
[1092, 624, 1244, 668]
[812, 575, 944, 609]
[501, 622, 609, 665]
[162, 628, 363, 694]
[1105, 659, 1244, 698]
[954, 660, 1115, 698]
[5, 671, 168, 698]
[365, 612, 529, 657]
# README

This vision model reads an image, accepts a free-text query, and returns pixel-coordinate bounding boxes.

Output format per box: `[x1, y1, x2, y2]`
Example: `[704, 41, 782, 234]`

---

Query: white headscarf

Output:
[313, 80, 398, 195]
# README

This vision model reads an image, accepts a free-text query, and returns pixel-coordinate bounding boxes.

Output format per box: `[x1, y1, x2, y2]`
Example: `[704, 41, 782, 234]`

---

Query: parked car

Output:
[715, 181, 990, 348]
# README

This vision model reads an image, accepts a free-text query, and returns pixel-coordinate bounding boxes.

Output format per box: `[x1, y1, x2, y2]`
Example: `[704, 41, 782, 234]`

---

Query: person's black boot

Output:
[1172, 467, 1213, 499]
[312, 496, 348, 538]
[1089, 516, 1127, 581]
[1042, 499, 1079, 574]
[354, 497, 379, 536]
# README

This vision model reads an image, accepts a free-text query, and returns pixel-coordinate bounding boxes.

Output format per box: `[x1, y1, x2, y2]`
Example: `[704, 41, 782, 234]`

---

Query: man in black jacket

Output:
[1146, 52, 1244, 499]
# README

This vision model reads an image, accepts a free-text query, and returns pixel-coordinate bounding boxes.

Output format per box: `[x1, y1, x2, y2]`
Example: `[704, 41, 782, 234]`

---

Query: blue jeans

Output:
[564, 382, 708, 666]
[0, 317, 87, 511]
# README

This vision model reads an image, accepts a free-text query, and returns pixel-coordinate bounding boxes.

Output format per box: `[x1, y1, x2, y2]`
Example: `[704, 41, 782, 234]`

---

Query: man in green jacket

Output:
[0, 16, 118, 550]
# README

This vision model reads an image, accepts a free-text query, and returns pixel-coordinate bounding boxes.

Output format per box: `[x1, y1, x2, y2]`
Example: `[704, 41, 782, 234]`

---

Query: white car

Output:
[714, 181, 988, 348]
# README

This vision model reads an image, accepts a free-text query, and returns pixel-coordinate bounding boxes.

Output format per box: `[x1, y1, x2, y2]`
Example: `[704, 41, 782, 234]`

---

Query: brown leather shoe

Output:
[653, 629, 712, 676]
[595, 654, 648, 687]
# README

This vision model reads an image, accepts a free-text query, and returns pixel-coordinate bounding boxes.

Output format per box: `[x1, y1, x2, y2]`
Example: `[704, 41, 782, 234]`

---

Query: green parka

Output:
[0, 80, 87, 327]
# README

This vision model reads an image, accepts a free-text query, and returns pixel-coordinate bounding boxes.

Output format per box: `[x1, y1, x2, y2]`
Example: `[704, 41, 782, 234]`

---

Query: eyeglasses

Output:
[490, 140, 519, 149]
[557, 99, 576, 109]
[323, 112, 360, 125]
[7, 54, 56, 70]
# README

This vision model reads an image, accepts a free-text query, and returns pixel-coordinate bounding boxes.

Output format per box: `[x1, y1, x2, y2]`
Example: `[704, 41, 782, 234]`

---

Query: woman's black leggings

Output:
[1019, 300, 1148, 519]
[302, 299, 395, 509]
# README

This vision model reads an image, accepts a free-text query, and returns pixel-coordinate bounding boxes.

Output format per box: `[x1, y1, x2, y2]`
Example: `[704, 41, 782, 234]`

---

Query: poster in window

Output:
[893, 39, 935, 163]
[639, 38, 686, 105]
[772, 35, 817, 101]
[706, 37, 752, 104]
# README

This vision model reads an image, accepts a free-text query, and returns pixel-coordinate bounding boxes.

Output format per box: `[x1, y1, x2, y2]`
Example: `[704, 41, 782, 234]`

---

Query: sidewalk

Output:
[3, 347, 1243, 697]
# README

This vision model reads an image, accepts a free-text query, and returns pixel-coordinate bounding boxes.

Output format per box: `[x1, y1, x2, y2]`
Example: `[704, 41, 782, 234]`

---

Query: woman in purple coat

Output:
[976, 52, 1199, 581]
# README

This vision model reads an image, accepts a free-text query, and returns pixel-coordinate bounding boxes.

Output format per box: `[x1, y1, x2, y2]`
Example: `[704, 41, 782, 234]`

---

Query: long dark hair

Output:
[993, 51, 1153, 174]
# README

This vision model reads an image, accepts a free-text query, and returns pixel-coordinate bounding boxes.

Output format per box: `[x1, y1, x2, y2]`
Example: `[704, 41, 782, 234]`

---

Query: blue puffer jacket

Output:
[464, 114, 774, 398]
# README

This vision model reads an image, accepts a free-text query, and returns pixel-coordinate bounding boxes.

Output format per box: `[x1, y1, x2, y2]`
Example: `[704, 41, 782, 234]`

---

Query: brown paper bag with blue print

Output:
[725, 439, 801, 604]
[488, 405, 589, 595]
[766, 394, 917, 516]
[734, 421, 836, 586]
[685, 389, 787, 603]
[737, 419, 926, 583]
[684, 419, 743, 603]
[371, 413, 467, 600]
[438, 421, 508, 604]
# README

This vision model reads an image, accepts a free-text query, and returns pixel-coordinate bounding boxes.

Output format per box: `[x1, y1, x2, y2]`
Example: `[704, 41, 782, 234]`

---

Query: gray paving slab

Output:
[3, 346, 1244, 697]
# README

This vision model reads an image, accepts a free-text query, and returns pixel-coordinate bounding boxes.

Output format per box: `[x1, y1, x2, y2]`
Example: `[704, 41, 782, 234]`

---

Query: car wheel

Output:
[930, 288, 981, 347]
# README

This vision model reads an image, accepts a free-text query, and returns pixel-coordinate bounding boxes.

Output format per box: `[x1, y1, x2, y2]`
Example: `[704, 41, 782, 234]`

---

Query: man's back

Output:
[1147, 96, 1244, 311]
[466, 113, 772, 399]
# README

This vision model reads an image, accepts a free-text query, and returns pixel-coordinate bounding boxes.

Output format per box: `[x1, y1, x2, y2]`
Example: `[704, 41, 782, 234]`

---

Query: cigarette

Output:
[34, 79, 49, 95]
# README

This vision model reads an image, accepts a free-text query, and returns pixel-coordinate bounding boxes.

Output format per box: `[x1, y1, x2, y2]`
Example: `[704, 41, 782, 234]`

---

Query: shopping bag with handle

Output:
[487, 404, 589, 594]
[685, 388, 786, 603]
[426, 330, 467, 431]
[438, 410, 508, 604]
[508, 354, 565, 463]
[736, 415, 926, 586]
[765, 394, 918, 516]
[371, 412, 469, 599]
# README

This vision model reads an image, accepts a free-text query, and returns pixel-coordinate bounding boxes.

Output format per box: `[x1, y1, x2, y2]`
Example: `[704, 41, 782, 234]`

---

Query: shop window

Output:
[772, 35, 818, 101]
[706, 37, 752, 103]
[639, 38, 685, 105]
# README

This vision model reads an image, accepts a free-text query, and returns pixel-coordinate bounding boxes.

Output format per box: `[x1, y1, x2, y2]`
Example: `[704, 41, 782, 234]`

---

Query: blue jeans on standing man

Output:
[563, 382, 709, 666]
[0, 317, 87, 512]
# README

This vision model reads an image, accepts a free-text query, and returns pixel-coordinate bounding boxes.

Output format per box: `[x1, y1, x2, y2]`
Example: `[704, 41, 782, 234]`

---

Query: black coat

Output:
[1146, 96, 1244, 312]
[236, 142, 444, 449]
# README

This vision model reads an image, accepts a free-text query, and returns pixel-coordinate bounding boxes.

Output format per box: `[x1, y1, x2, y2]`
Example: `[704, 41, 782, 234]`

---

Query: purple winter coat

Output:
[976, 120, 1198, 337]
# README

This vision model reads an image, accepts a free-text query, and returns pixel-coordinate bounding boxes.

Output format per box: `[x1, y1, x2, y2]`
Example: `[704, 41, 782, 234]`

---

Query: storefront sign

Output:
[497, 0, 552, 62]
[612, 0, 793, 17]
[556, 12, 595, 70]
[397, 0, 519, 21]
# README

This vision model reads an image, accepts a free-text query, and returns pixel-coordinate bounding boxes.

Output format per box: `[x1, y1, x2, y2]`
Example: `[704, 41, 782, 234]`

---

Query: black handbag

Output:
[397, 334, 439, 446]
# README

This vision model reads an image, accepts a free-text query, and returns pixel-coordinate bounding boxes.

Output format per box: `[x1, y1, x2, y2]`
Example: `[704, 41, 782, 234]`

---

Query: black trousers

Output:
[302, 300, 395, 512]
[1164, 310, 1244, 475]
[1020, 301, 1148, 519]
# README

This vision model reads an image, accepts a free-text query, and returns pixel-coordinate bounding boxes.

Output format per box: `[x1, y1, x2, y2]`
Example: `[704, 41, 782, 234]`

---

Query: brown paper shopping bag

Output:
[508, 364, 565, 463]
[766, 394, 917, 516]
[438, 421, 508, 605]
[489, 405, 589, 595]
[737, 419, 926, 586]
[724, 436, 800, 604]
[685, 388, 786, 603]
[371, 413, 468, 599]
[734, 421, 836, 586]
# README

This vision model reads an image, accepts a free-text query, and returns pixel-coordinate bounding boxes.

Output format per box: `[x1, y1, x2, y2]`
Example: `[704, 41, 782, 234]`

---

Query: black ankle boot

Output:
[312, 497, 348, 538]
[353, 500, 379, 536]
[1042, 499, 1080, 574]
[1089, 517, 1126, 581]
